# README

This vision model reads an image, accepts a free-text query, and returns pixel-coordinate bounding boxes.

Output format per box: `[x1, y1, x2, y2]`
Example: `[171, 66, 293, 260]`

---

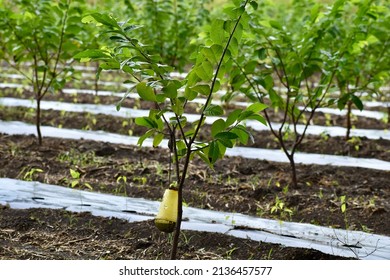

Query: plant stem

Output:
[169, 1, 249, 259]
[169, 148, 190, 260]
[346, 100, 352, 141]
[36, 97, 42, 146]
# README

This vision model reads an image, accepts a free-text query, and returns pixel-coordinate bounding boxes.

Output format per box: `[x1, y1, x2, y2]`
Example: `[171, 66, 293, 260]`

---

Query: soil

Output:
[0, 82, 389, 260]
[0, 206, 349, 260]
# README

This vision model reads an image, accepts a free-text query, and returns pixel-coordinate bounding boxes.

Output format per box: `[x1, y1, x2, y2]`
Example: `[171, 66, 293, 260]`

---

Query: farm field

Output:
[1, 66, 389, 260]
[0, 0, 389, 261]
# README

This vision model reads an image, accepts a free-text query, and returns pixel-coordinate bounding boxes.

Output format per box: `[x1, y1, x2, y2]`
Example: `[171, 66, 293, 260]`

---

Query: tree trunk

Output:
[346, 100, 352, 141]
[287, 154, 298, 189]
[169, 184, 183, 260]
[169, 145, 191, 260]
[36, 98, 42, 145]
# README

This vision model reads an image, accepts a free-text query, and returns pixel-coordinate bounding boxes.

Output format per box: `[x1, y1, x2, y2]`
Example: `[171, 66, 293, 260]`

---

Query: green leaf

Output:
[228, 37, 239, 57]
[211, 119, 226, 137]
[137, 130, 154, 146]
[231, 126, 249, 144]
[70, 169, 80, 179]
[82, 13, 120, 29]
[116, 90, 135, 111]
[269, 20, 282, 30]
[184, 88, 198, 101]
[153, 133, 164, 148]
[215, 132, 238, 147]
[269, 88, 283, 108]
[162, 82, 178, 99]
[208, 141, 220, 164]
[150, 110, 164, 130]
[190, 83, 210, 96]
[215, 131, 239, 140]
[124, 24, 142, 33]
[215, 137, 233, 148]
[99, 61, 120, 70]
[196, 61, 214, 81]
[217, 141, 227, 158]
[244, 61, 258, 74]
[246, 114, 267, 126]
[210, 19, 225, 45]
[337, 93, 350, 110]
[225, 109, 243, 127]
[256, 48, 267, 60]
[340, 195, 347, 213]
[246, 102, 268, 113]
[351, 95, 363, 111]
[237, 110, 253, 122]
[249, 1, 258, 10]
[136, 82, 156, 102]
[74, 49, 111, 61]
[204, 104, 224, 116]
[201, 44, 223, 64]
[169, 116, 187, 126]
[263, 75, 274, 91]
[173, 98, 186, 115]
[196, 150, 212, 167]
[135, 117, 157, 129]
[176, 140, 187, 157]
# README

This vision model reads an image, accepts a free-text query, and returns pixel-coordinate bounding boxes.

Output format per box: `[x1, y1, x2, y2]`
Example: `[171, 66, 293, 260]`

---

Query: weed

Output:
[340, 195, 350, 230]
[180, 232, 194, 246]
[319, 131, 330, 141]
[63, 168, 93, 190]
[266, 248, 273, 260]
[154, 162, 165, 177]
[347, 136, 362, 152]
[360, 224, 373, 233]
[21, 167, 44, 181]
[225, 247, 238, 259]
[115, 175, 128, 196]
[57, 148, 97, 167]
[256, 206, 265, 218]
[8, 142, 19, 157]
[318, 188, 324, 199]
[270, 196, 294, 220]
[324, 113, 332, 126]
[282, 184, 289, 195]
[133, 176, 147, 185]
[64, 212, 78, 227]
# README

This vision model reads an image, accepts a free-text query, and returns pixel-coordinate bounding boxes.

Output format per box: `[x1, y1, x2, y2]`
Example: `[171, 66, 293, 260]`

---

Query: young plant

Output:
[21, 167, 44, 182]
[270, 195, 294, 220]
[115, 175, 128, 196]
[128, 0, 211, 71]
[340, 195, 349, 230]
[335, 0, 390, 140]
[75, 0, 264, 259]
[68, 168, 93, 190]
[0, 0, 85, 145]
[229, 0, 376, 188]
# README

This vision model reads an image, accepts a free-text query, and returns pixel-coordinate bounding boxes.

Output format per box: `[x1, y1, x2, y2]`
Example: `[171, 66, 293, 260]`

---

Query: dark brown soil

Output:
[0, 80, 389, 260]
[0, 134, 389, 260]
[0, 206, 351, 260]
